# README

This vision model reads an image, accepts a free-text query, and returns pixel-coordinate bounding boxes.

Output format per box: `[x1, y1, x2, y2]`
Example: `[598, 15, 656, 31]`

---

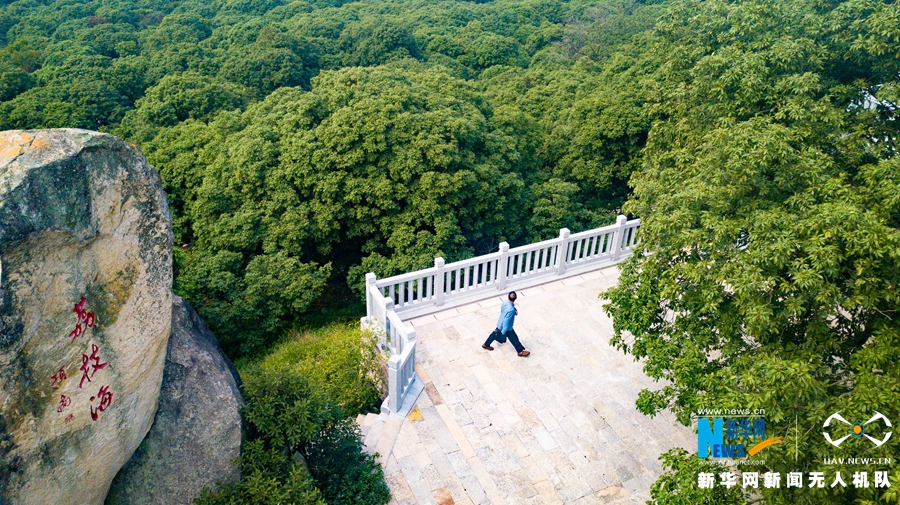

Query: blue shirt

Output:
[497, 300, 516, 334]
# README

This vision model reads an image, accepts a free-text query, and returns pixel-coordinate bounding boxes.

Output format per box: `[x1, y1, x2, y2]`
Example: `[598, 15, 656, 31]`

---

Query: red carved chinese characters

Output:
[50, 367, 67, 387]
[79, 344, 108, 389]
[69, 296, 96, 343]
[51, 296, 111, 423]
[89, 385, 113, 421]
[57, 395, 72, 413]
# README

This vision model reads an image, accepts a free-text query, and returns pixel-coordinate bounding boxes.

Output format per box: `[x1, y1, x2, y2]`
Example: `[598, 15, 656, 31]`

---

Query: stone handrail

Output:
[363, 215, 640, 414]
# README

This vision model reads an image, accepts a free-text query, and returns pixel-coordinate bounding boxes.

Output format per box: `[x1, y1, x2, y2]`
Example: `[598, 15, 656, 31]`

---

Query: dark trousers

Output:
[485, 329, 524, 353]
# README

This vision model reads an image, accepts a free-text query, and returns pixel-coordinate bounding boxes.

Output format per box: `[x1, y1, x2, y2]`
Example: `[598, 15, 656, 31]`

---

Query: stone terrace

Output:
[357, 266, 694, 505]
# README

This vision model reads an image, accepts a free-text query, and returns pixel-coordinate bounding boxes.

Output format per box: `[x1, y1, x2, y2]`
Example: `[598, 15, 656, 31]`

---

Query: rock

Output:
[106, 296, 243, 505]
[0, 129, 173, 505]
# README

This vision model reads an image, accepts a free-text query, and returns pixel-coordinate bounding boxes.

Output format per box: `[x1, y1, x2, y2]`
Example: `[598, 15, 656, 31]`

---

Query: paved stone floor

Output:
[359, 266, 694, 505]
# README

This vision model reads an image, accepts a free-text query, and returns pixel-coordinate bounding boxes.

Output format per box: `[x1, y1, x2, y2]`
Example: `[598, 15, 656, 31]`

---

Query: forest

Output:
[2, 0, 899, 503]
[0, 0, 668, 355]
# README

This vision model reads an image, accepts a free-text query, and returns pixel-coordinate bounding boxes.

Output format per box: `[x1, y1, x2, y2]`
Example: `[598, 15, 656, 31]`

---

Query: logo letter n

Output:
[698, 418, 724, 458]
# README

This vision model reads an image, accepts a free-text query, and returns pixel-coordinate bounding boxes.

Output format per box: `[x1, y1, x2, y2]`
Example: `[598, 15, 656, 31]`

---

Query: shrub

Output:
[196, 368, 389, 505]
[195, 440, 325, 505]
[254, 323, 385, 416]
[305, 418, 391, 505]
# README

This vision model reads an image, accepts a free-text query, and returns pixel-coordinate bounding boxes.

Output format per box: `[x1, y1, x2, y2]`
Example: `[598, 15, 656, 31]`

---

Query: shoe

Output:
[482, 344, 494, 351]
[517, 350, 531, 357]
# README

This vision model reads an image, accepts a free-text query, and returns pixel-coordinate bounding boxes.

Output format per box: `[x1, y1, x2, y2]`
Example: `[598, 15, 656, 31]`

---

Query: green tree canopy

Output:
[603, 1, 900, 503]
[166, 62, 534, 354]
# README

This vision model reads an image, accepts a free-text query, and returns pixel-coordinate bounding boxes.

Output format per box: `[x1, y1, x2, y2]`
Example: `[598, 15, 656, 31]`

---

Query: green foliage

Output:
[197, 368, 388, 505]
[337, 17, 419, 67]
[242, 368, 343, 448]
[118, 72, 255, 142]
[603, 0, 900, 503]
[195, 440, 326, 505]
[304, 418, 391, 505]
[254, 324, 385, 416]
[1, 0, 664, 359]
[649, 448, 743, 505]
[0, 61, 33, 101]
[155, 62, 537, 354]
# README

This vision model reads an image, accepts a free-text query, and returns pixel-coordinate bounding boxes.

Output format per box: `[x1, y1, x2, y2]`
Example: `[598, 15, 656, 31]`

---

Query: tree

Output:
[603, 1, 900, 503]
[196, 368, 389, 505]
[117, 72, 255, 142]
[162, 63, 531, 355]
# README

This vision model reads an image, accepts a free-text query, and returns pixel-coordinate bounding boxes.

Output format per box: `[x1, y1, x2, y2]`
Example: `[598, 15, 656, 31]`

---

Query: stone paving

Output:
[358, 266, 694, 504]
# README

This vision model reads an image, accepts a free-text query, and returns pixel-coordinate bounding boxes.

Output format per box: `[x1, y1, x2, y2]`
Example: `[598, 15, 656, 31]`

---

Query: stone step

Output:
[373, 417, 404, 464]
[363, 416, 387, 456]
[360, 412, 379, 438]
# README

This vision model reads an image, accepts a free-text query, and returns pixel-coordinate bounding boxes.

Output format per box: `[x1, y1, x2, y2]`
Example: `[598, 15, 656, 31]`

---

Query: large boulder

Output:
[106, 296, 244, 504]
[0, 129, 173, 505]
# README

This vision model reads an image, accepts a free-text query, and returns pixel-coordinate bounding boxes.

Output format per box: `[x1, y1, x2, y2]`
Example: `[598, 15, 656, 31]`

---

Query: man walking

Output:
[483, 291, 530, 357]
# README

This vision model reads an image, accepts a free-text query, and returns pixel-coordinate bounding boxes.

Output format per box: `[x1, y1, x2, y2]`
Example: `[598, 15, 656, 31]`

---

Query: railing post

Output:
[498, 242, 509, 290]
[406, 343, 416, 394]
[434, 257, 445, 307]
[384, 299, 395, 352]
[365, 272, 377, 322]
[556, 228, 570, 276]
[611, 215, 628, 261]
[388, 355, 400, 413]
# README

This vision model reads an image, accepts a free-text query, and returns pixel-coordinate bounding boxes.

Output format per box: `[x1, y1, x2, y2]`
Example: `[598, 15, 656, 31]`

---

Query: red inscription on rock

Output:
[79, 344, 108, 389]
[57, 395, 72, 413]
[50, 367, 67, 387]
[69, 296, 96, 343]
[90, 385, 113, 421]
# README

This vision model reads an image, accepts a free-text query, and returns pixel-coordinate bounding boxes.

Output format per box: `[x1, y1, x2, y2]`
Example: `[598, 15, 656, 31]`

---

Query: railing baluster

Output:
[499, 243, 509, 289]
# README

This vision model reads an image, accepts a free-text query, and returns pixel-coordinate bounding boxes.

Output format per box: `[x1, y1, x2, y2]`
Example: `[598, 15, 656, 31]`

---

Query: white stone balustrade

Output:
[363, 216, 641, 414]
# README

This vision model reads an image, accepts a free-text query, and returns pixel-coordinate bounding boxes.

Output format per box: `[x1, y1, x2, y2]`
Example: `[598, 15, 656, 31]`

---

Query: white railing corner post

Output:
[498, 242, 510, 290]
[388, 355, 400, 413]
[365, 272, 377, 321]
[556, 228, 571, 276]
[611, 215, 627, 261]
[434, 257, 445, 306]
